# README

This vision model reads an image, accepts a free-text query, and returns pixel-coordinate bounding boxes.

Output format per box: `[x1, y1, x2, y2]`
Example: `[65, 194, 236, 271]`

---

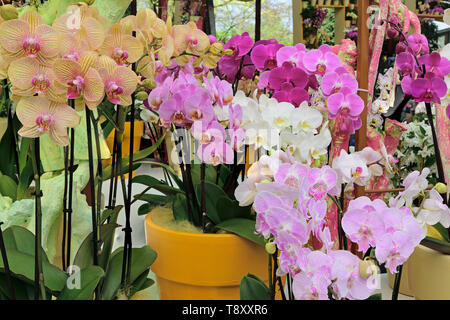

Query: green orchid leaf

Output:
[73, 223, 120, 270]
[216, 218, 264, 246]
[240, 274, 270, 300]
[195, 182, 229, 225]
[0, 171, 17, 201]
[0, 226, 68, 294]
[100, 246, 157, 300]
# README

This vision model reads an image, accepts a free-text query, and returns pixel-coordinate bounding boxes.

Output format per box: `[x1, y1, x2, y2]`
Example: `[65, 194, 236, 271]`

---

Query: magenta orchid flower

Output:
[268, 61, 308, 91]
[418, 52, 450, 79]
[396, 52, 418, 75]
[223, 32, 254, 58]
[410, 72, 447, 104]
[272, 84, 309, 106]
[407, 34, 429, 55]
[327, 90, 364, 133]
[303, 45, 342, 76]
[251, 42, 284, 71]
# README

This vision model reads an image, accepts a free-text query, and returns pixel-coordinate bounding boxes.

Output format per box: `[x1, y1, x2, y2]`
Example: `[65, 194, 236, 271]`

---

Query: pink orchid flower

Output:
[197, 139, 234, 166]
[0, 11, 59, 65]
[251, 42, 284, 71]
[375, 231, 417, 273]
[307, 166, 338, 201]
[329, 250, 373, 300]
[303, 45, 342, 76]
[16, 96, 80, 146]
[396, 52, 418, 76]
[321, 68, 358, 96]
[183, 89, 215, 124]
[272, 84, 309, 107]
[204, 76, 233, 107]
[191, 120, 226, 145]
[274, 163, 309, 190]
[223, 32, 254, 58]
[276, 44, 306, 69]
[341, 208, 385, 252]
[159, 93, 190, 127]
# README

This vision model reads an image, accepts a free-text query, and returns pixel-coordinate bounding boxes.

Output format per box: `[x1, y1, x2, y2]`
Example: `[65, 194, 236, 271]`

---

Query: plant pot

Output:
[103, 120, 144, 178]
[145, 207, 270, 300]
[387, 259, 414, 297]
[408, 245, 450, 300]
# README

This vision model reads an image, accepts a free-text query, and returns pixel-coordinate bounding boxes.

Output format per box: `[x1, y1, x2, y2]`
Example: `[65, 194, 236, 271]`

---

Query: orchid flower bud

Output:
[265, 242, 276, 255]
[0, 4, 18, 20]
[434, 182, 447, 194]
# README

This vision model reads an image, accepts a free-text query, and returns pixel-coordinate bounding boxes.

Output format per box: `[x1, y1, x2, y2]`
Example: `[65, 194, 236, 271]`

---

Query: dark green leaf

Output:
[73, 223, 119, 270]
[240, 274, 270, 300]
[133, 175, 182, 195]
[16, 158, 33, 200]
[172, 193, 190, 222]
[129, 269, 155, 297]
[134, 160, 184, 191]
[217, 197, 252, 221]
[195, 182, 229, 224]
[100, 205, 123, 225]
[58, 266, 104, 300]
[0, 171, 17, 200]
[365, 293, 382, 300]
[100, 246, 157, 300]
[18, 137, 32, 174]
[431, 223, 450, 242]
[216, 218, 264, 246]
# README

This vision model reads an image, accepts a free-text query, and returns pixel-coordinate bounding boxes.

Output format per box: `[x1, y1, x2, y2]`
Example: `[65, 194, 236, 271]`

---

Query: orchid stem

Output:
[85, 107, 99, 269]
[391, 265, 403, 300]
[30, 138, 46, 300]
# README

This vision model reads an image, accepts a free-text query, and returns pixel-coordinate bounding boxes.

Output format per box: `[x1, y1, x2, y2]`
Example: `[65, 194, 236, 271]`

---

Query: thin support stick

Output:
[31, 138, 46, 300]
[85, 107, 99, 267]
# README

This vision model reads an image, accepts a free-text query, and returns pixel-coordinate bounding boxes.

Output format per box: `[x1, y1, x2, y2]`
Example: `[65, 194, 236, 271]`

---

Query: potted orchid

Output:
[0, 1, 167, 300]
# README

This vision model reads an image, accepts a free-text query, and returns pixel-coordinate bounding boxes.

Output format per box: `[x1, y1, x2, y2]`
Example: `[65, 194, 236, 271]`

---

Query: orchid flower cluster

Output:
[345, 168, 450, 274]
[146, 66, 243, 165]
[237, 145, 448, 300]
[394, 28, 450, 115]
[369, 68, 397, 128]
[240, 151, 378, 300]
[0, 3, 238, 147]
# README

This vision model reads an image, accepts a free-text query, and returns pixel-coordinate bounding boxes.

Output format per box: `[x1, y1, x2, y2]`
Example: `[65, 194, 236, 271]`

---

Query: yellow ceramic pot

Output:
[103, 120, 144, 177]
[387, 260, 414, 297]
[408, 245, 450, 300]
[145, 207, 269, 300]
